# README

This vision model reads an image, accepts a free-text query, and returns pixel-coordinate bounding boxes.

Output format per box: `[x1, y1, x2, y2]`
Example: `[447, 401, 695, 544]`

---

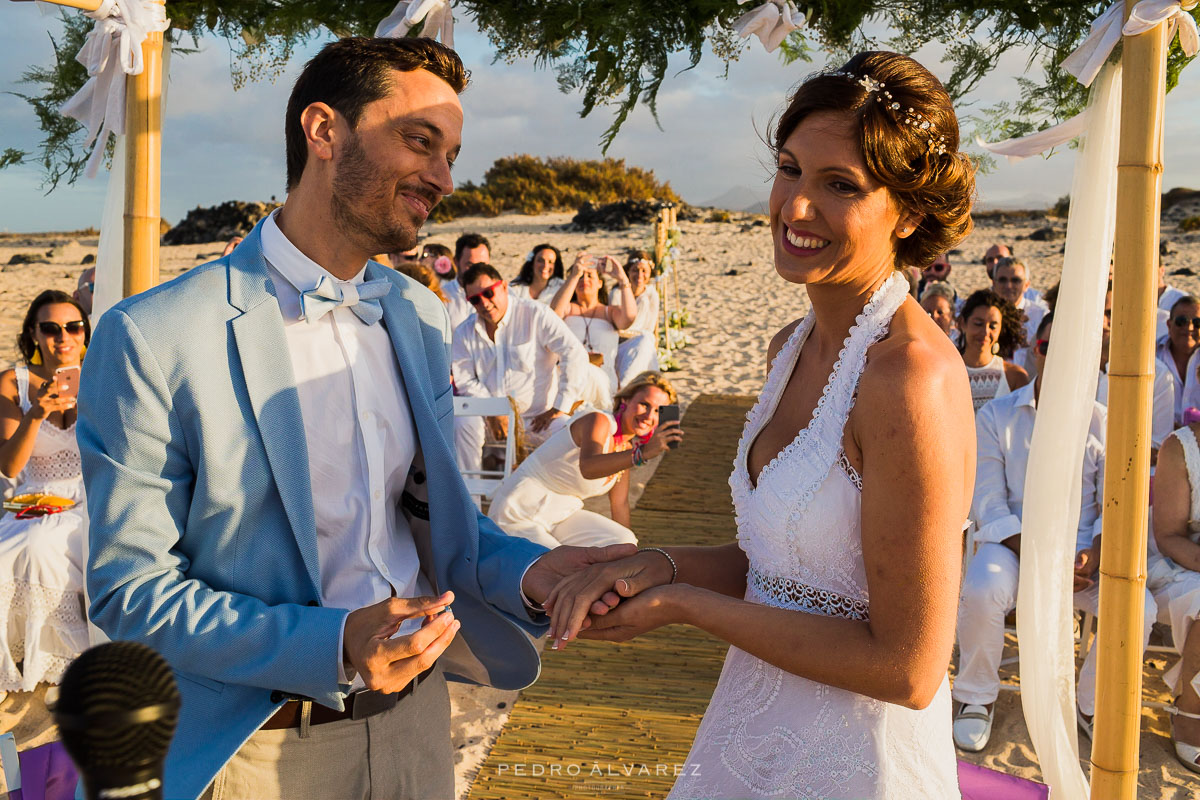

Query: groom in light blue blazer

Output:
[77, 37, 629, 800]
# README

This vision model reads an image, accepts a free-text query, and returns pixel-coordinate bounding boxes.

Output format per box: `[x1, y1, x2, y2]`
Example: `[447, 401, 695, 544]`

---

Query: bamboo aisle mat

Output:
[469, 394, 756, 800]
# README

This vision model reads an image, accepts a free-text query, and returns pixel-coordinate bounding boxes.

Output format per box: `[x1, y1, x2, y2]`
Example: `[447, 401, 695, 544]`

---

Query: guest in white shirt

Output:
[611, 251, 661, 386]
[985, 244, 1042, 307]
[1158, 294, 1200, 425]
[452, 263, 590, 473]
[992, 257, 1048, 377]
[445, 233, 490, 330]
[1158, 259, 1189, 344]
[1093, 284, 1176, 461]
[952, 317, 1156, 751]
[508, 243, 565, 304]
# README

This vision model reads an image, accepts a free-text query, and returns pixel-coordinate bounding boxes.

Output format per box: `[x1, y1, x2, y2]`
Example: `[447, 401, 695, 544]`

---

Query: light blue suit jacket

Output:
[77, 221, 549, 800]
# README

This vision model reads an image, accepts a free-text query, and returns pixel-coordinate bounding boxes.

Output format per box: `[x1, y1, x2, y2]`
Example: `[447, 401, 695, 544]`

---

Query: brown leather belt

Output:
[262, 667, 434, 730]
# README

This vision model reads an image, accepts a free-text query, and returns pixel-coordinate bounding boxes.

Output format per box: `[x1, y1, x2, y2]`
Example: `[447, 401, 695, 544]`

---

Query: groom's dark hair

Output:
[285, 37, 469, 191]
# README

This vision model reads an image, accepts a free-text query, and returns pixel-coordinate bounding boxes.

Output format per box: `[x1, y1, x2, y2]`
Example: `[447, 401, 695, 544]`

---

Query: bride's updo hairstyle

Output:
[772, 51, 975, 269]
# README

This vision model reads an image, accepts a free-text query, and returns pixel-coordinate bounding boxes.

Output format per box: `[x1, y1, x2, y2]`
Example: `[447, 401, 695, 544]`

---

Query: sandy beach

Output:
[3, 201, 1200, 797]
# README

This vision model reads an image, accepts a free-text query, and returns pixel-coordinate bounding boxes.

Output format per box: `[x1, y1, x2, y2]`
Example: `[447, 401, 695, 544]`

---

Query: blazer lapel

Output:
[228, 225, 322, 599]
[370, 264, 439, 428]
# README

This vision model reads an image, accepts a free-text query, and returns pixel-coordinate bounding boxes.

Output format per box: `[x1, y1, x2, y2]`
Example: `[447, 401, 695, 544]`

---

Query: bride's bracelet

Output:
[639, 546, 677, 584]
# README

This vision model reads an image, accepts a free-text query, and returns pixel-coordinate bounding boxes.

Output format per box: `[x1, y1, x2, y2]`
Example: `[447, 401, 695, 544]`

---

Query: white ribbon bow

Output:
[979, 0, 1197, 161]
[59, 0, 170, 178]
[375, 0, 455, 49]
[732, 0, 806, 53]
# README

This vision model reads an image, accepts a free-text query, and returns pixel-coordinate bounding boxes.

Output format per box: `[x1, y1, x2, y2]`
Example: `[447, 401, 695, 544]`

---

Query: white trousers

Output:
[487, 478, 637, 551]
[453, 411, 568, 474]
[615, 333, 660, 387]
[953, 542, 1156, 715]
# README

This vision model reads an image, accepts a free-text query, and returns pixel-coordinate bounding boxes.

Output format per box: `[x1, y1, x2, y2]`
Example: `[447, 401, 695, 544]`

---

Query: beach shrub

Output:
[1181, 216, 1200, 233]
[707, 210, 732, 223]
[431, 155, 680, 221]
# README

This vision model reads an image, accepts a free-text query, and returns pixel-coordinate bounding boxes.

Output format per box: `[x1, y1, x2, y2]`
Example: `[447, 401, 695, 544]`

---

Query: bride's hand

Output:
[544, 549, 675, 650]
[576, 584, 685, 643]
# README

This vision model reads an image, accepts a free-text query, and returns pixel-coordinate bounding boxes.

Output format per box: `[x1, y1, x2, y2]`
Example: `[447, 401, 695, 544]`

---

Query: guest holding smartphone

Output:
[0, 290, 92, 698]
[487, 372, 682, 550]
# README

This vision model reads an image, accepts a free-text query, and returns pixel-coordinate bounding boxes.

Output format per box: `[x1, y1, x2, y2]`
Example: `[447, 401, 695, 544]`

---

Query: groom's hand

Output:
[343, 591, 459, 694]
[520, 543, 637, 611]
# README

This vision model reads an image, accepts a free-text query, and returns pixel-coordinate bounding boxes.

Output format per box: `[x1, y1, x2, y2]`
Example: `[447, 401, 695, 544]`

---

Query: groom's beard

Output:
[331, 133, 429, 256]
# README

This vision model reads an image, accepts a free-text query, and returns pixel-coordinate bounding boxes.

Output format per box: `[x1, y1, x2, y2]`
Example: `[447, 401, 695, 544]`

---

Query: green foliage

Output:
[7, 1, 1198, 189]
[1181, 216, 1200, 233]
[431, 154, 680, 220]
[707, 209, 731, 222]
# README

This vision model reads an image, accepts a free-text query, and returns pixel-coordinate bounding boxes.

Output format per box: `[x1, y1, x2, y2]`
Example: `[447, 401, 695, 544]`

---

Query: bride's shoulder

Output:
[765, 318, 804, 365]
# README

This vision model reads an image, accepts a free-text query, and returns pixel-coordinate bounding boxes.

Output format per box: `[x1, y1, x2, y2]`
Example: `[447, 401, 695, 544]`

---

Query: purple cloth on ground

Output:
[10, 741, 78, 800]
[958, 759, 1050, 799]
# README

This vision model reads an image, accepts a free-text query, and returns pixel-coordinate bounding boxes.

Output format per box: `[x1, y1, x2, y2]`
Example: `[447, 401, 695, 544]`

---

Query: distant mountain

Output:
[696, 185, 769, 215]
[974, 192, 1055, 212]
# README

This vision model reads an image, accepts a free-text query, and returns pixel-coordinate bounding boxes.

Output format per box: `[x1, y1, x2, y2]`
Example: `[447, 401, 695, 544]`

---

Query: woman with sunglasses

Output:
[956, 289, 1029, 413]
[0, 290, 92, 699]
[509, 243, 566, 303]
[486, 371, 681, 550]
[1160, 295, 1200, 425]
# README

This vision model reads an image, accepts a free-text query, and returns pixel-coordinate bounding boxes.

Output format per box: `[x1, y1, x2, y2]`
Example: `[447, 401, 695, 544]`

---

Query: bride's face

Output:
[770, 110, 918, 289]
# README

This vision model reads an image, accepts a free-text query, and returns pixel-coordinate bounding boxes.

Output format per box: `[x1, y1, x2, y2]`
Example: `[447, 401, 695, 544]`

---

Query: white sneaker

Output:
[953, 703, 994, 752]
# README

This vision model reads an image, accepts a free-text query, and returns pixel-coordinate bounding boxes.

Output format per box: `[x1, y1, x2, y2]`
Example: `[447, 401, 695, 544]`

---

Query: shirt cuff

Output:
[337, 611, 355, 685]
[974, 514, 1022, 546]
[519, 556, 547, 619]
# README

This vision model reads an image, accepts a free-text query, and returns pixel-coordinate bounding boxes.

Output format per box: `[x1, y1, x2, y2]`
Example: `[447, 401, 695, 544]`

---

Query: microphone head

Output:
[54, 641, 180, 799]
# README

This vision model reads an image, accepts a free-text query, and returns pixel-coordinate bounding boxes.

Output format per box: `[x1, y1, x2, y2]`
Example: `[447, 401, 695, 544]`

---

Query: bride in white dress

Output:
[543, 51, 977, 799]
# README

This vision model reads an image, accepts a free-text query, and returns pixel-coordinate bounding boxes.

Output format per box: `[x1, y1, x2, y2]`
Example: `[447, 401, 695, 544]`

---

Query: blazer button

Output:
[307, 600, 319, 607]
[413, 471, 426, 485]
[270, 690, 284, 703]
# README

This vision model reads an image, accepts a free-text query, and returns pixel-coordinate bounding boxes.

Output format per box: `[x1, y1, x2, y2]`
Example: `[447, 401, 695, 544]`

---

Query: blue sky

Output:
[2, 8, 1199, 232]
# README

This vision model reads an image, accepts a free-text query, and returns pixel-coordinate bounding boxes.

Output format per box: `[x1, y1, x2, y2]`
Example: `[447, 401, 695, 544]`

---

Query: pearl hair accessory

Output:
[828, 71, 949, 156]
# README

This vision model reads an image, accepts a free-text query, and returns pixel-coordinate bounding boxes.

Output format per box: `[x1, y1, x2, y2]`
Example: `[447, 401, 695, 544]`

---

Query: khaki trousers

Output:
[200, 668, 452, 800]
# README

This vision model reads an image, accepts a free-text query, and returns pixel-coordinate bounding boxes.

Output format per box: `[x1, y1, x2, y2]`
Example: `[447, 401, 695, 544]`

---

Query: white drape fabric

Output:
[978, 0, 1196, 162]
[375, 0, 455, 48]
[731, 0, 806, 53]
[1015, 61, 1122, 800]
[91, 41, 170, 321]
[59, 0, 170, 178]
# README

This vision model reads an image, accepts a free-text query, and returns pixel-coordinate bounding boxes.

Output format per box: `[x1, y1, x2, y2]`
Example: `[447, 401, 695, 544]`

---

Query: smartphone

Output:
[54, 366, 81, 399]
[658, 404, 680, 448]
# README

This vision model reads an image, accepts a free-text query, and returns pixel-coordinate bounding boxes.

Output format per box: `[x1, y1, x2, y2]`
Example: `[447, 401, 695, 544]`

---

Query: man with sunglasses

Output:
[77, 37, 631, 800]
[1157, 258, 1189, 344]
[1159, 294, 1200, 425]
[983, 244, 1042, 307]
[452, 263, 590, 474]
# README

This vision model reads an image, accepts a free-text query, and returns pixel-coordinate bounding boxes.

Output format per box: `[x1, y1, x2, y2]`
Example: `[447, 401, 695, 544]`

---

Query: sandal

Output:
[1167, 704, 1200, 774]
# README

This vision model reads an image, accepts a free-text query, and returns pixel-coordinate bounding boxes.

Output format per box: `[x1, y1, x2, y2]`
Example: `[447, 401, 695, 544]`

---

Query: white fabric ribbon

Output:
[375, 0, 455, 49]
[731, 0, 806, 53]
[978, 0, 1196, 162]
[59, 0, 170, 178]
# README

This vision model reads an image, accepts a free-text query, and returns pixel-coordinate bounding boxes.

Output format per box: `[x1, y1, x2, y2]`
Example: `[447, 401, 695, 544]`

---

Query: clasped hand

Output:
[343, 591, 460, 694]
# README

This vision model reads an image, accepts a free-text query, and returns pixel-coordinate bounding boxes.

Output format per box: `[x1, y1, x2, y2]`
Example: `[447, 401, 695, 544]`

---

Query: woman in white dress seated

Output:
[1148, 423, 1200, 773]
[551, 252, 640, 402]
[957, 288, 1029, 413]
[487, 372, 681, 550]
[612, 251, 661, 386]
[508, 243, 565, 304]
[540, 51, 976, 799]
[0, 290, 92, 699]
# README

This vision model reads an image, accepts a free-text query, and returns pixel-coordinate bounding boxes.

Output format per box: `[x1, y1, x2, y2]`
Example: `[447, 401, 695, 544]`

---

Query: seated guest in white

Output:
[920, 282, 958, 343]
[508, 243, 565, 303]
[0, 291, 92, 697]
[550, 252, 638, 401]
[952, 314, 1146, 750]
[1147, 422, 1200, 773]
[1158, 259, 1189, 344]
[992, 256, 1048, 376]
[446, 233, 490, 331]
[957, 289, 1028, 413]
[452, 263, 590, 474]
[984, 243, 1043, 306]
[487, 372, 681, 549]
[1159, 294, 1200, 425]
[1094, 283, 1175, 462]
[611, 251, 661, 386]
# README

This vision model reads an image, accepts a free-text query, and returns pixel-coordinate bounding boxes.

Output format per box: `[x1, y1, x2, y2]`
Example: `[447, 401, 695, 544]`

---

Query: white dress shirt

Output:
[1096, 357, 1175, 449]
[508, 277, 564, 304]
[972, 382, 1106, 553]
[261, 211, 429, 684]
[1157, 339, 1192, 425]
[613, 285, 659, 337]
[1013, 294, 1050, 377]
[452, 297, 589, 416]
[444, 278, 472, 332]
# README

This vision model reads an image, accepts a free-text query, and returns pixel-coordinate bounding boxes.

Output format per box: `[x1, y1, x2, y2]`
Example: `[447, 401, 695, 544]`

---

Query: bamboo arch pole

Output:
[123, 0, 165, 297]
[1089, 2, 1169, 797]
[655, 207, 672, 360]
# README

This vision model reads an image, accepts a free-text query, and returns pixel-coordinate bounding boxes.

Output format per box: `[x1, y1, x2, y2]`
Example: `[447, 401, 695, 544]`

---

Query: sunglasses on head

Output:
[38, 321, 86, 337]
[1173, 315, 1200, 330]
[466, 280, 503, 306]
[1035, 338, 1050, 356]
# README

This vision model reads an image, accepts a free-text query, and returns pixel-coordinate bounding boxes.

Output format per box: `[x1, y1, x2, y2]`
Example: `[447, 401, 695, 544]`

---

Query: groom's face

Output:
[329, 68, 463, 256]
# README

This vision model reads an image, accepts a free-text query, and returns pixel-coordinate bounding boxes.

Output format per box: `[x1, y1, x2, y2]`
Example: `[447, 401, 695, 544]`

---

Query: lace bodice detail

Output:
[13, 367, 82, 489]
[729, 273, 910, 605]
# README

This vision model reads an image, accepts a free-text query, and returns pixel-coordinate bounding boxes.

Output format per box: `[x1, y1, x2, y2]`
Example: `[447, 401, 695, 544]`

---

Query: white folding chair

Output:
[453, 396, 518, 508]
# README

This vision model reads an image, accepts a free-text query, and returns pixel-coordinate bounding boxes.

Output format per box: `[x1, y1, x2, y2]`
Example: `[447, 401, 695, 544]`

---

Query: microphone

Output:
[53, 641, 180, 800]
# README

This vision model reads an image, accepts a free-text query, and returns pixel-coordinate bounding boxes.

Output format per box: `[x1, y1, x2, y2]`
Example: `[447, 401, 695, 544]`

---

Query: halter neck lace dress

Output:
[669, 274, 961, 799]
[0, 366, 90, 691]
